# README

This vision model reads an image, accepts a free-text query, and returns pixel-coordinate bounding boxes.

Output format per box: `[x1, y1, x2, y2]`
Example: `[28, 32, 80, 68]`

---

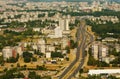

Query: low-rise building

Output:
[88, 69, 120, 75]
[46, 52, 51, 58]
[102, 37, 118, 42]
[33, 28, 41, 32]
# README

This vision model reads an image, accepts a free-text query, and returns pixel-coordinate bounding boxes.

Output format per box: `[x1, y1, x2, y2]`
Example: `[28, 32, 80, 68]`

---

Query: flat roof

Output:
[88, 69, 120, 75]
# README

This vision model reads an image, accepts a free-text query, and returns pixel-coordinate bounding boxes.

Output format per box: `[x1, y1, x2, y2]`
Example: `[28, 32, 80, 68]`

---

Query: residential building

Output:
[54, 26, 62, 38]
[88, 69, 120, 75]
[99, 44, 108, 61]
[59, 18, 69, 31]
[2, 46, 13, 60]
[15, 46, 23, 56]
[92, 42, 99, 60]
[46, 52, 51, 58]
[91, 42, 108, 61]
[33, 28, 41, 32]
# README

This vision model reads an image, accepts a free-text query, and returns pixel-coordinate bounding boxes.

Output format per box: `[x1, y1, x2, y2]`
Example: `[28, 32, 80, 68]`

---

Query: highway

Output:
[59, 21, 94, 79]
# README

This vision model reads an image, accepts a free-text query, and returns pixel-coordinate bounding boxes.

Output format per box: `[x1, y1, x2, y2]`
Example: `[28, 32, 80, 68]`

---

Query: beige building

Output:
[92, 42, 99, 60]
[99, 44, 108, 61]
[2, 46, 13, 60]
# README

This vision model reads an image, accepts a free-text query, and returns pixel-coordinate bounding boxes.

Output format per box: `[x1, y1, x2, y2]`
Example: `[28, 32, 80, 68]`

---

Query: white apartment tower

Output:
[99, 45, 108, 61]
[92, 43, 99, 60]
[65, 19, 70, 30]
[59, 19, 65, 31]
[92, 42, 108, 61]
[59, 18, 69, 31]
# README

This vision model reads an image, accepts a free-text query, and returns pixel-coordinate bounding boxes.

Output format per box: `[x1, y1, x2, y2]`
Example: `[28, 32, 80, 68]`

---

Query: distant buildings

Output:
[47, 16, 70, 38]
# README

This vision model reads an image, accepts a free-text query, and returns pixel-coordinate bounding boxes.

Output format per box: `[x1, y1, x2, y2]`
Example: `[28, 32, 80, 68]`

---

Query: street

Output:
[59, 21, 94, 79]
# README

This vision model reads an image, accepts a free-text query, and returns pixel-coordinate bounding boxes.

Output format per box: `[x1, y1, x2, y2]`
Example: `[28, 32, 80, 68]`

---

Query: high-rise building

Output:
[92, 42, 108, 61]
[59, 19, 65, 31]
[92, 42, 99, 60]
[59, 18, 69, 31]
[38, 39, 46, 54]
[65, 19, 70, 30]
[99, 45, 108, 61]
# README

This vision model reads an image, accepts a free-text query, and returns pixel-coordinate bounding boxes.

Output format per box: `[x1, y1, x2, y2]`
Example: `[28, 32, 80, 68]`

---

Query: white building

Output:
[92, 42, 99, 60]
[40, 44, 46, 53]
[32, 44, 38, 50]
[92, 42, 108, 61]
[88, 69, 120, 75]
[59, 19, 65, 31]
[54, 27, 62, 38]
[65, 19, 70, 30]
[59, 18, 69, 31]
[46, 52, 51, 58]
[46, 45, 55, 52]
[102, 37, 118, 42]
[33, 28, 40, 32]
[99, 45, 108, 61]
[102, 57, 115, 64]
[47, 26, 63, 38]
[38, 39, 45, 45]
[15, 46, 23, 56]
[2, 46, 13, 60]
[38, 39, 46, 53]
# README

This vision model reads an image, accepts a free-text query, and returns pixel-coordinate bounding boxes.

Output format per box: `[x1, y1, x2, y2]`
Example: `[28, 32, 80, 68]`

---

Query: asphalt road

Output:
[59, 22, 94, 79]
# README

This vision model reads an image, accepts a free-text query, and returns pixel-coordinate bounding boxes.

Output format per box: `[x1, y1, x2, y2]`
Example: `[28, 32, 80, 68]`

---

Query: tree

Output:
[34, 50, 43, 56]
[70, 40, 77, 49]
[23, 52, 33, 58]
[17, 63, 20, 67]
[51, 52, 64, 58]
[65, 46, 70, 54]
[97, 61, 109, 67]
[32, 57, 37, 62]
[66, 57, 69, 61]
[28, 71, 41, 79]
[36, 65, 46, 70]
[24, 57, 31, 63]
[87, 56, 97, 66]
[0, 56, 3, 64]
[87, 75, 101, 79]
[23, 52, 33, 63]
[108, 75, 118, 79]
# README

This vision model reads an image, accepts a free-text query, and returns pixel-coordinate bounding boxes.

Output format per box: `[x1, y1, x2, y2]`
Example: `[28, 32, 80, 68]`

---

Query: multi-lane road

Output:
[59, 21, 94, 79]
